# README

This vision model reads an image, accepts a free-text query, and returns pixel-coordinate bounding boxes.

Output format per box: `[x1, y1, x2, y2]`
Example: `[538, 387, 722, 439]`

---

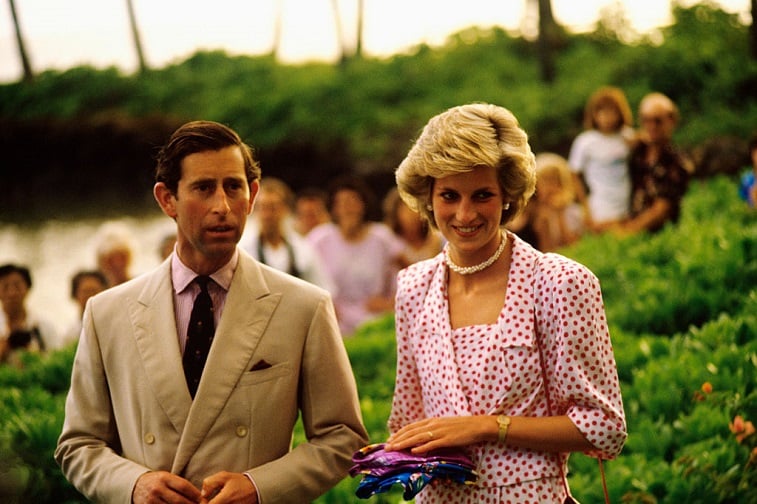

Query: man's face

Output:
[256, 189, 288, 234]
[640, 101, 676, 145]
[155, 145, 257, 274]
[296, 198, 328, 233]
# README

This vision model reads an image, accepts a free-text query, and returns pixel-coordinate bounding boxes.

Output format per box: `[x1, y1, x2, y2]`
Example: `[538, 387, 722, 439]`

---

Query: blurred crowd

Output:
[2, 89, 755, 363]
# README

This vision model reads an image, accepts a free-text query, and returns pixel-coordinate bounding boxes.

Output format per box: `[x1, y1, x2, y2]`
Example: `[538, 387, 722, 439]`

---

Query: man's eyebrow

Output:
[223, 176, 247, 183]
[188, 177, 216, 186]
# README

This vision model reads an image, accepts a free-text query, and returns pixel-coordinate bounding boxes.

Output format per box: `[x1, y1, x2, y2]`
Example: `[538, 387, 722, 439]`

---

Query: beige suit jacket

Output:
[55, 250, 367, 503]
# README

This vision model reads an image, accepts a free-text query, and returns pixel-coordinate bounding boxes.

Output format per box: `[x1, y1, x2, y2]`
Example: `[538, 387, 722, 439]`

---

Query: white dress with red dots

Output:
[388, 232, 627, 503]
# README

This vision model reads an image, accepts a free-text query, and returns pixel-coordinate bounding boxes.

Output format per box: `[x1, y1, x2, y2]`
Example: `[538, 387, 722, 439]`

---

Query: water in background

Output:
[0, 212, 177, 341]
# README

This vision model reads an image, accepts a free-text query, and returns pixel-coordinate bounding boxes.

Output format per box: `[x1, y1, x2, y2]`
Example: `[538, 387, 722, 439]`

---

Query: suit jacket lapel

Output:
[172, 253, 282, 473]
[132, 260, 191, 435]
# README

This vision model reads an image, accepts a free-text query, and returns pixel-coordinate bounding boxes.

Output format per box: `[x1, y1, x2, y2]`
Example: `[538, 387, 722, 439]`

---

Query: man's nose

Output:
[211, 188, 231, 214]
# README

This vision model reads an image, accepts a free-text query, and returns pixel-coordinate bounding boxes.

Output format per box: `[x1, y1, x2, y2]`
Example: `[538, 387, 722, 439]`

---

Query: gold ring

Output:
[427, 431, 434, 439]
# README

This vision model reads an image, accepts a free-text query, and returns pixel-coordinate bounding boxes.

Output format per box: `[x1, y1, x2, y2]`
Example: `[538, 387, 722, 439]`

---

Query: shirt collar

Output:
[171, 247, 239, 294]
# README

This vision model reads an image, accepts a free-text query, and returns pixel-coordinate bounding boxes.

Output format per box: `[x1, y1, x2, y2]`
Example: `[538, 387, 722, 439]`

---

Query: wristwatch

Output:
[496, 414, 511, 445]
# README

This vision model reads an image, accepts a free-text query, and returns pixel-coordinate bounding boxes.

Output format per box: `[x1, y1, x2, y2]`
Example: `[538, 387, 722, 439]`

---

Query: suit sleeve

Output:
[248, 294, 368, 503]
[54, 300, 149, 504]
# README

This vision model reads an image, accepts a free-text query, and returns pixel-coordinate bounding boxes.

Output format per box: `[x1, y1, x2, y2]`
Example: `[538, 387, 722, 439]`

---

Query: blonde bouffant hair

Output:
[395, 103, 536, 229]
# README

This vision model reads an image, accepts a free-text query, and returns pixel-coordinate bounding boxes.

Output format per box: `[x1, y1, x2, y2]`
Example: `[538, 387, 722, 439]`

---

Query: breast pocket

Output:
[489, 333, 541, 413]
[237, 362, 293, 387]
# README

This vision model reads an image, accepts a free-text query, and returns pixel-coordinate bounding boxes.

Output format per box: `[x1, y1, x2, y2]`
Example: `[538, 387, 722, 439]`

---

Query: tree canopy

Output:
[0, 3, 755, 220]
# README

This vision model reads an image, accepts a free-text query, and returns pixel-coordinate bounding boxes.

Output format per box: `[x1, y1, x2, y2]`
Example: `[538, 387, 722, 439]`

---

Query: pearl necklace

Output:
[445, 232, 507, 275]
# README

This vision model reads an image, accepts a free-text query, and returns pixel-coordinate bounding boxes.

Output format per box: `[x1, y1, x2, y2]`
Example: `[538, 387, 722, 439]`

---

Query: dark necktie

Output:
[183, 276, 215, 398]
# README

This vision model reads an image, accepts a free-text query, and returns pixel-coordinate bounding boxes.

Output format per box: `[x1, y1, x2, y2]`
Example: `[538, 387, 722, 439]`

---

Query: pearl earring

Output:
[425, 204, 433, 211]
[503, 203, 510, 210]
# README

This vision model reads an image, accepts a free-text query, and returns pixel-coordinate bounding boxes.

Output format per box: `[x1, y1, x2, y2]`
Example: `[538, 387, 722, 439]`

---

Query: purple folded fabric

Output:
[350, 443, 476, 477]
[350, 443, 478, 499]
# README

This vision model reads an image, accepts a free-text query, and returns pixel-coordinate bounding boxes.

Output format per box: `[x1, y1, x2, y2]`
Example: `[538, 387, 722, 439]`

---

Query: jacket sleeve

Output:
[535, 253, 627, 459]
[54, 301, 149, 504]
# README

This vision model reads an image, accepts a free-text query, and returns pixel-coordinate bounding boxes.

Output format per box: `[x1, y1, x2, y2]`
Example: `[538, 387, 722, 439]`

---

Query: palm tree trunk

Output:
[8, 0, 33, 82]
[355, 0, 364, 59]
[272, 0, 283, 58]
[750, 0, 756, 59]
[126, 0, 148, 73]
[536, 0, 557, 83]
[331, 0, 347, 64]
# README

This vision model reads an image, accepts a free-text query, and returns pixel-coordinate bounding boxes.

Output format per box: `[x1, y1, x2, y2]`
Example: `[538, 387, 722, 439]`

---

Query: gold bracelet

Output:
[496, 414, 511, 445]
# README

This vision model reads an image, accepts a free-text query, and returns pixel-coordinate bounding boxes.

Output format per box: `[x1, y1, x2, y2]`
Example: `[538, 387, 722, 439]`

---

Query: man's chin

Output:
[204, 240, 238, 257]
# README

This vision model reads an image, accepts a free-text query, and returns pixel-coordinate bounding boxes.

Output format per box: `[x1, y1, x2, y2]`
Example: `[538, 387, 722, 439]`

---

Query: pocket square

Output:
[250, 359, 272, 371]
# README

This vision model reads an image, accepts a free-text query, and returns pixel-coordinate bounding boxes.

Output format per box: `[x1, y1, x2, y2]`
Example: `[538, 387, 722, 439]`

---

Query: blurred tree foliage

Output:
[0, 3, 754, 220]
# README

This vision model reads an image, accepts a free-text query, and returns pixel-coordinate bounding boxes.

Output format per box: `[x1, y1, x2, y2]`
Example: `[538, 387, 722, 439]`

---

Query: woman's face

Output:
[332, 188, 365, 228]
[74, 275, 106, 312]
[396, 200, 424, 237]
[595, 105, 620, 133]
[0, 272, 29, 313]
[431, 165, 504, 264]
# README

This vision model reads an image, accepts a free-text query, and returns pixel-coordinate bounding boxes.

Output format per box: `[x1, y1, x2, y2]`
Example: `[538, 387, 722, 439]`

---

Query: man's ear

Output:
[154, 183, 177, 219]
[247, 179, 260, 215]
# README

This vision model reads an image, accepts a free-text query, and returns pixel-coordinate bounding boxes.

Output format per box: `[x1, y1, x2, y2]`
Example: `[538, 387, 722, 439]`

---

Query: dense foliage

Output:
[1, 3, 755, 220]
[1, 176, 755, 503]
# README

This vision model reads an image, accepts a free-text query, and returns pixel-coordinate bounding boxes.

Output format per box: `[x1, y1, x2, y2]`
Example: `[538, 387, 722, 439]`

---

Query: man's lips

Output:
[206, 225, 236, 235]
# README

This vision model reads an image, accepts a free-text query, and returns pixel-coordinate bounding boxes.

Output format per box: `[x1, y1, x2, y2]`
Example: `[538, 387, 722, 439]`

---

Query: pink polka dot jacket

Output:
[388, 232, 627, 502]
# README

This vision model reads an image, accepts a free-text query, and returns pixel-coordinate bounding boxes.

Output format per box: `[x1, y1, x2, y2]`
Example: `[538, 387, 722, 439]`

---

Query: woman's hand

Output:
[385, 416, 496, 454]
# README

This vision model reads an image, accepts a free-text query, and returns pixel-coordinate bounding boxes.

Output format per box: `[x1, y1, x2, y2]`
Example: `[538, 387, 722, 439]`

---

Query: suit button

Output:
[235, 426, 248, 437]
[144, 433, 156, 445]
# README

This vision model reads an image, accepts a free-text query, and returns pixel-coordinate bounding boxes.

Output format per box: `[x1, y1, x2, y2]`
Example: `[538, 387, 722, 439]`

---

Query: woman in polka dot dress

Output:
[384, 103, 627, 503]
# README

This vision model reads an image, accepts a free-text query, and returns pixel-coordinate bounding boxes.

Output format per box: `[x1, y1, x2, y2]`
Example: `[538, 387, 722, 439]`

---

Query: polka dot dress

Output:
[388, 232, 627, 504]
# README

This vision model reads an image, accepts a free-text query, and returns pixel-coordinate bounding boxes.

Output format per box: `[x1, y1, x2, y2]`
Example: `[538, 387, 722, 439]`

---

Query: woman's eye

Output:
[474, 191, 495, 201]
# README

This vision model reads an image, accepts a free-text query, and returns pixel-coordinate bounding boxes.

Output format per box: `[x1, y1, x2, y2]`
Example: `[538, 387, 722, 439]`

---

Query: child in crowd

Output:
[568, 86, 635, 232]
[738, 133, 757, 208]
[531, 153, 584, 251]
[508, 153, 583, 252]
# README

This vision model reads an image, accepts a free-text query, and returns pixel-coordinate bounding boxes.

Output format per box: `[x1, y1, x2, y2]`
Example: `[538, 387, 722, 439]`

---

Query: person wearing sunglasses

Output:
[616, 92, 693, 235]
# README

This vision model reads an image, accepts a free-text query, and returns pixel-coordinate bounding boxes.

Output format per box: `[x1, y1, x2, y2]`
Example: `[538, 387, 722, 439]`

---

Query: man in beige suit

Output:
[55, 121, 368, 503]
